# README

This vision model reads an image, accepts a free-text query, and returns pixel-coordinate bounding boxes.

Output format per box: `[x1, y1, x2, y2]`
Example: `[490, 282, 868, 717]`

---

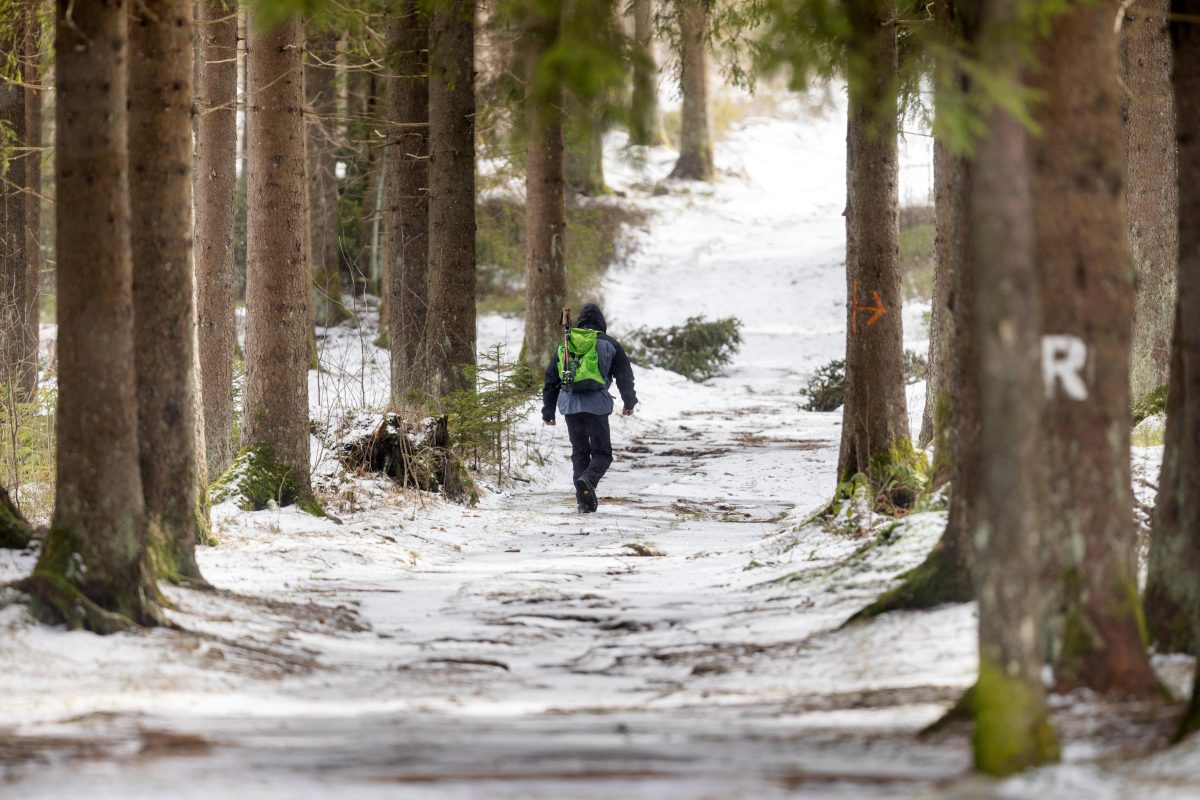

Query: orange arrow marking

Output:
[850, 279, 888, 334]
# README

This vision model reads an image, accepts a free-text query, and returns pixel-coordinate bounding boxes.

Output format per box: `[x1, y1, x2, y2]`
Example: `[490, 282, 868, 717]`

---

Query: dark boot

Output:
[575, 476, 598, 512]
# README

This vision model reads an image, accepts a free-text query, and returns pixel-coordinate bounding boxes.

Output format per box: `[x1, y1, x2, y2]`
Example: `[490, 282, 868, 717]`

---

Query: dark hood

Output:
[576, 303, 607, 333]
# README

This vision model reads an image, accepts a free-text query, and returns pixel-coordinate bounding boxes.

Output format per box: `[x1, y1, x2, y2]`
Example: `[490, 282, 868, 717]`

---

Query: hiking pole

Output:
[560, 307, 574, 392]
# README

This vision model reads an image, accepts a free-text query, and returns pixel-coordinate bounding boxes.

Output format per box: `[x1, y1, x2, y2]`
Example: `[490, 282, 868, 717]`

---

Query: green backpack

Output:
[557, 328, 606, 393]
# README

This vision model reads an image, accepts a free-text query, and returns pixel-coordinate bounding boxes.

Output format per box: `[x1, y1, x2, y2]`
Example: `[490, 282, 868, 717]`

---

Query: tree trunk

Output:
[1169, 0, 1200, 740]
[0, 12, 29, 407]
[629, 0, 665, 147]
[1031, 0, 1160, 697]
[356, 72, 382, 295]
[836, 0, 912, 492]
[129, 0, 205, 583]
[424, 0, 476, 398]
[195, 0, 239, 483]
[1144, 312, 1194, 653]
[244, 12, 313, 492]
[385, 0, 430, 406]
[970, 0, 1058, 773]
[918, 137, 953, 452]
[522, 1, 567, 369]
[234, 6, 248, 298]
[22, 2, 41, 402]
[848, 154, 975, 621]
[1122, 0, 1177, 404]
[565, 100, 606, 195]
[668, 0, 712, 180]
[26, 0, 161, 631]
[307, 29, 343, 327]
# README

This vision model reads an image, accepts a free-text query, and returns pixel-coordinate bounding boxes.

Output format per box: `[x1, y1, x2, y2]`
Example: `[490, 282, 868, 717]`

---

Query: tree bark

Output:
[565, 100, 606, 195]
[1122, 0, 1177, 404]
[921, 0, 967, 464]
[129, 0, 205, 583]
[424, 0, 476, 398]
[849, 154, 975, 621]
[22, 2, 41, 402]
[522, 1, 567, 370]
[307, 29, 343, 327]
[195, 0, 239, 483]
[919, 139, 957, 453]
[244, 12, 313, 492]
[668, 0, 712, 180]
[629, 0, 665, 147]
[836, 0, 911, 490]
[356, 72, 382, 295]
[1031, 0, 1160, 697]
[26, 0, 162, 631]
[0, 9, 30, 407]
[1144, 312, 1194, 653]
[1169, 0, 1200, 740]
[385, 0, 430, 405]
[970, 0, 1058, 773]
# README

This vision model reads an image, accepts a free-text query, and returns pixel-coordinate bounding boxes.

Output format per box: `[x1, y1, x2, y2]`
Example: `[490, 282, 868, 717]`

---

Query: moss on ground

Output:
[210, 445, 326, 517]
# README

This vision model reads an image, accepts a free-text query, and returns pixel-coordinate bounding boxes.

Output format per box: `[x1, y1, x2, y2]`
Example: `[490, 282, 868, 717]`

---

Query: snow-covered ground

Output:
[1, 88, 1197, 798]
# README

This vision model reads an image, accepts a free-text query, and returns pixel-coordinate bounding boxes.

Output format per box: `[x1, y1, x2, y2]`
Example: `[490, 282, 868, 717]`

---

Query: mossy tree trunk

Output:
[195, 0, 238, 483]
[1122, 0, 1177, 405]
[668, 0, 712, 180]
[244, 11, 313, 493]
[522, 1, 567, 370]
[0, 484, 32, 550]
[1031, 0, 1160, 697]
[849, 136, 976, 621]
[385, 0, 430, 405]
[1169, 0, 1200, 741]
[836, 0, 911, 491]
[970, 0, 1058, 774]
[129, 0, 206, 584]
[25, 0, 163, 631]
[424, 0, 476, 398]
[306, 28, 344, 327]
[629, 0, 665, 147]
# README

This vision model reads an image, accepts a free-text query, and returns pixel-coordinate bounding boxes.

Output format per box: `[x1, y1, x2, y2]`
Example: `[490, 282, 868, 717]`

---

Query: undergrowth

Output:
[0, 378, 57, 525]
[899, 205, 935, 304]
[476, 196, 647, 317]
[444, 344, 540, 485]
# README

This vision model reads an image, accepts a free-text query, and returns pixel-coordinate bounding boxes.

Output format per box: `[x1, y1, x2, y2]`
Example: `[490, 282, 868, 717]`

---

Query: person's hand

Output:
[544, 419, 556, 426]
[621, 407, 635, 417]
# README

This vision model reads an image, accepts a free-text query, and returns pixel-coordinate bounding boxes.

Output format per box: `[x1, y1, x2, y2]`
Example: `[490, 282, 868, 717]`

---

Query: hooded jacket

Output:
[542, 303, 638, 420]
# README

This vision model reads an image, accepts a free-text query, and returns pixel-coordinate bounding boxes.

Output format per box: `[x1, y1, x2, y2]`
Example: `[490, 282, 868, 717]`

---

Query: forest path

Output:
[3, 107, 983, 797]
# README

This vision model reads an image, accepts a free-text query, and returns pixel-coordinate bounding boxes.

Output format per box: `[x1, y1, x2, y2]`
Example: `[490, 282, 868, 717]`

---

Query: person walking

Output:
[542, 303, 638, 512]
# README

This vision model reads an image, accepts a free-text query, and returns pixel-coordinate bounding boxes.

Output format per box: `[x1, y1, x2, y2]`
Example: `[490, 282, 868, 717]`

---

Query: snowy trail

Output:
[6, 97, 1194, 798]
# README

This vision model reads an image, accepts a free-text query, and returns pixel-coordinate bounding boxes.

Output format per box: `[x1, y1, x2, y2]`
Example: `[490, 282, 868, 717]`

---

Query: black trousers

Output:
[565, 413, 613, 488]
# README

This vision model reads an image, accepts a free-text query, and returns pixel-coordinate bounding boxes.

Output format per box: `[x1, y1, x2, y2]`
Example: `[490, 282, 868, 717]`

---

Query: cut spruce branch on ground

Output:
[627, 316, 743, 381]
